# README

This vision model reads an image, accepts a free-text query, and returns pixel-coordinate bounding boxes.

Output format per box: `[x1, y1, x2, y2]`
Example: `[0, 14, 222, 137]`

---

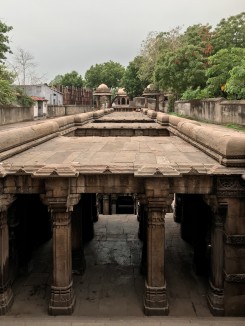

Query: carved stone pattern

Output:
[52, 214, 70, 228]
[218, 178, 236, 189]
[145, 284, 167, 303]
[148, 216, 165, 229]
[225, 273, 245, 283]
[217, 177, 245, 197]
[225, 235, 245, 245]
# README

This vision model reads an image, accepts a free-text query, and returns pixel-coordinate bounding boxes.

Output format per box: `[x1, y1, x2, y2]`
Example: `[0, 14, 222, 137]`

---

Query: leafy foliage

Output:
[205, 48, 245, 97]
[212, 12, 245, 52]
[85, 61, 125, 89]
[154, 44, 207, 97]
[15, 86, 35, 107]
[225, 59, 245, 99]
[181, 87, 210, 100]
[50, 71, 84, 87]
[0, 20, 12, 63]
[121, 56, 148, 99]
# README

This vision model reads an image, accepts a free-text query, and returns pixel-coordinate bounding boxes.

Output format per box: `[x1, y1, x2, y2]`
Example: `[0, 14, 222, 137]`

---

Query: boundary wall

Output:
[175, 98, 245, 126]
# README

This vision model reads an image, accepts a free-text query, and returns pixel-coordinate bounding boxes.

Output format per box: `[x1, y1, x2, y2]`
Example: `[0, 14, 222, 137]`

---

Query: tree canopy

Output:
[0, 20, 16, 105]
[0, 20, 12, 63]
[50, 70, 84, 87]
[121, 56, 148, 99]
[85, 61, 125, 89]
[130, 12, 245, 99]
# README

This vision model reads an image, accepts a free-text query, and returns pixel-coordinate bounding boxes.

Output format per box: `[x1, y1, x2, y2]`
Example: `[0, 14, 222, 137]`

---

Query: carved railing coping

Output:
[144, 108, 245, 167]
[0, 109, 113, 162]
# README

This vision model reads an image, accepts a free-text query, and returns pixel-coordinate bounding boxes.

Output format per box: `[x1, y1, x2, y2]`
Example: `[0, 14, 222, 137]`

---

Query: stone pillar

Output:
[43, 193, 81, 315]
[0, 194, 15, 315]
[207, 197, 226, 316]
[103, 195, 110, 215]
[138, 195, 148, 275]
[111, 194, 117, 214]
[213, 176, 245, 316]
[144, 197, 169, 316]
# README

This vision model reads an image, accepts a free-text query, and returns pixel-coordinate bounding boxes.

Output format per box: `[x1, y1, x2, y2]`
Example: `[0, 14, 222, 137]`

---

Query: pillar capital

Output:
[0, 194, 15, 213]
[41, 194, 81, 212]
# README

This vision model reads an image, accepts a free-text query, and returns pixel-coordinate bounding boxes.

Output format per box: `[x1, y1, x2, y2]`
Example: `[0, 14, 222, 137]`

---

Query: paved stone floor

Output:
[1, 214, 245, 325]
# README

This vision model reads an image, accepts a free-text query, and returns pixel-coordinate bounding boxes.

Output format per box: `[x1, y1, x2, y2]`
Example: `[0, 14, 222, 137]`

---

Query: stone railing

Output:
[0, 108, 114, 162]
[142, 108, 245, 167]
[175, 98, 245, 126]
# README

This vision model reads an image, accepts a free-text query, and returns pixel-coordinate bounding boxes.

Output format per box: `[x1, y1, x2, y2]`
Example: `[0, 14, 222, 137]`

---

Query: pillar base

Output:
[144, 282, 169, 316]
[0, 287, 14, 315]
[49, 282, 75, 315]
[207, 281, 224, 316]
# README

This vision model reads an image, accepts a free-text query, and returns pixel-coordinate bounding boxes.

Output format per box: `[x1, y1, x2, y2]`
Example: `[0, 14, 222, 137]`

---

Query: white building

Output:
[20, 84, 63, 105]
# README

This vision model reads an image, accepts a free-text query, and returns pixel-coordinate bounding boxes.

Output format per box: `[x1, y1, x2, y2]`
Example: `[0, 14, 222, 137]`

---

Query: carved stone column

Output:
[213, 176, 245, 316]
[103, 194, 110, 215]
[206, 196, 226, 316]
[144, 197, 169, 316]
[0, 194, 15, 315]
[43, 193, 81, 315]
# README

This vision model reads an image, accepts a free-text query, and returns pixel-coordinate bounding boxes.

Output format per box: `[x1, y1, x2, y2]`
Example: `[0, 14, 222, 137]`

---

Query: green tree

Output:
[50, 71, 83, 87]
[154, 44, 207, 97]
[121, 56, 148, 99]
[84, 63, 103, 89]
[85, 61, 125, 89]
[225, 59, 245, 99]
[0, 20, 12, 63]
[49, 74, 63, 86]
[205, 48, 245, 97]
[138, 28, 182, 83]
[212, 12, 245, 52]
[0, 20, 16, 105]
[101, 61, 125, 88]
[181, 24, 213, 56]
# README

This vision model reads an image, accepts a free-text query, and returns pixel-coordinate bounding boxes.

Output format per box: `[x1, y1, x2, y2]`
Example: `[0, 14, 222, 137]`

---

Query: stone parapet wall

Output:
[175, 99, 245, 126]
[47, 105, 93, 117]
[0, 106, 33, 125]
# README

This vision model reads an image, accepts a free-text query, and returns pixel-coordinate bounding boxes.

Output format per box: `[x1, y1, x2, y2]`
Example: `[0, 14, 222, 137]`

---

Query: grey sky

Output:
[1, 0, 245, 82]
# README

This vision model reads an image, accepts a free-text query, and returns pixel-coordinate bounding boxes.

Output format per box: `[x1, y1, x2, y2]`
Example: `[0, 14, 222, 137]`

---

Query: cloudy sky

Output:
[1, 0, 245, 82]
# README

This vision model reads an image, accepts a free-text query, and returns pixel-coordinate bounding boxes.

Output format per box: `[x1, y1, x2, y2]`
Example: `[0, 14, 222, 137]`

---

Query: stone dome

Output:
[144, 84, 159, 93]
[95, 83, 111, 93]
[117, 88, 127, 96]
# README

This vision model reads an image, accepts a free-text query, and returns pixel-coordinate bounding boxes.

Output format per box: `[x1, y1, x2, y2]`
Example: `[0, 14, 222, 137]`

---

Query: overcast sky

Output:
[1, 0, 245, 82]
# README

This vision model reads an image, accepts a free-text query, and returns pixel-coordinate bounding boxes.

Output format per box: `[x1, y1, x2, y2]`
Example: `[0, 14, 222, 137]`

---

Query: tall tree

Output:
[0, 20, 16, 104]
[50, 70, 84, 87]
[154, 44, 207, 97]
[138, 27, 182, 83]
[85, 61, 125, 89]
[0, 20, 12, 63]
[225, 59, 245, 99]
[9, 47, 44, 85]
[121, 56, 148, 99]
[205, 47, 245, 97]
[212, 12, 245, 52]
